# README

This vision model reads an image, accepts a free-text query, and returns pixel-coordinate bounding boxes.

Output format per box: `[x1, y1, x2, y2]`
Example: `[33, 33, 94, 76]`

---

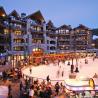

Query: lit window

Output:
[4, 29, 9, 34]
[15, 31, 22, 35]
[2, 14, 5, 17]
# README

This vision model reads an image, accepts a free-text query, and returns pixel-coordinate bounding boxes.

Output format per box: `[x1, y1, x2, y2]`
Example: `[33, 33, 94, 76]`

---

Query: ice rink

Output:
[22, 57, 98, 82]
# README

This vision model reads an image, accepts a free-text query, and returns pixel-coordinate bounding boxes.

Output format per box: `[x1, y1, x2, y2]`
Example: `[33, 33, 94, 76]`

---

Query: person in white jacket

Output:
[29, 85, 34, 98]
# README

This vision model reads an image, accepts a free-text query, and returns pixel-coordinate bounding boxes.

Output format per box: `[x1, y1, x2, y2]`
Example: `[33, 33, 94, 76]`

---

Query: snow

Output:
[22, 57, 98, 84]
[0, 86, 8, 98]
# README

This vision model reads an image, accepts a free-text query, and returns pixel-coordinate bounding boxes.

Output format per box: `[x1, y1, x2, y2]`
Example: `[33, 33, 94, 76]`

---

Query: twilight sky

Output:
[0, 0, 98, 28]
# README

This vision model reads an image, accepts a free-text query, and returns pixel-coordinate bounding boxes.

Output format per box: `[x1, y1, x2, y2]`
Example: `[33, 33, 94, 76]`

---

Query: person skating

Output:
[57, 70, 60, 78]
[46, 75, 50, 82]
[29, 68, 32, 74]
[61, 70, 64, 77]
[67, 61, 70, 65]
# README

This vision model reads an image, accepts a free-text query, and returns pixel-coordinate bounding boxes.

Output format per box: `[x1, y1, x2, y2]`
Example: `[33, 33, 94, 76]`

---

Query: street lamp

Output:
[70, 54, 74, 73]
[72, 30, 79, 73]
[74, 36, 79, 73]
[75, 57, 79, 73]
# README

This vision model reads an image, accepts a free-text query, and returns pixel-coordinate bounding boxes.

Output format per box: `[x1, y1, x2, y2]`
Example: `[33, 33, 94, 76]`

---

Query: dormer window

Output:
[10, 16, 16, 20]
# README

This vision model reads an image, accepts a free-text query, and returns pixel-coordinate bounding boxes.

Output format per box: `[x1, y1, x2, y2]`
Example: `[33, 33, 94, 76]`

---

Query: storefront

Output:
[31, 48, 44, 65]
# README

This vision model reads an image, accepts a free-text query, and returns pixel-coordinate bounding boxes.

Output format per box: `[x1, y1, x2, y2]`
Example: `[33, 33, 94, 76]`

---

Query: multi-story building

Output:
[46, 20, 57, 53]
[56, 24, 92, 52]
[0, 7, 10, 54]
[73, 24, 92, 50]
[56, 25, 72, 52]
[26, 11, 46, 54]
[6, 10, 27, 66]
[0, 7, 93, 66]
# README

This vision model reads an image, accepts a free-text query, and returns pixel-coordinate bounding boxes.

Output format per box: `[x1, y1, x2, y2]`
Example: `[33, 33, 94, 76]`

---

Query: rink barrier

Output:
[22, 73, 65, 84]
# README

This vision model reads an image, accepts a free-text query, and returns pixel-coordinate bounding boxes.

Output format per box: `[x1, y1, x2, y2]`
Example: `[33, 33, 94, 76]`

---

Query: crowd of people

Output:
[0, 66, 67, 98]
[19, 76, 66, 98]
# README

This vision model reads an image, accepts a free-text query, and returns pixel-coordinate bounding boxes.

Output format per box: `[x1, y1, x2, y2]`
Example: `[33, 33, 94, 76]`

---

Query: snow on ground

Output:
[0, 86, 8, 98]
[22, 57, 98, 83]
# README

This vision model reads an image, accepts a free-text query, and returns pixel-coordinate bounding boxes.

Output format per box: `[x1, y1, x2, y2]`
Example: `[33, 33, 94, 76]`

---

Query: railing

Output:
[59, 39, 70, 41]
[31, 29, 44, 33]
[58, 44, 70, 45]
[10, 26, 26, 31]
[77, 33, 87, 35]
[13, 34, 26, 38]
[58, 32, 70, 35]
[13, 43, 27, 47]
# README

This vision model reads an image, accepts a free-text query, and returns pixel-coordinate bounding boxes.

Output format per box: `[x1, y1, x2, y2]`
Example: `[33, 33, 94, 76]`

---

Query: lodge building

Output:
[0, 6, 92, 66]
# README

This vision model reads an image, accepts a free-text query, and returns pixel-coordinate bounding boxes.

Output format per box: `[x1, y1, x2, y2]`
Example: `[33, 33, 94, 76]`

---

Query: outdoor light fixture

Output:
[2, 14, 5, 17]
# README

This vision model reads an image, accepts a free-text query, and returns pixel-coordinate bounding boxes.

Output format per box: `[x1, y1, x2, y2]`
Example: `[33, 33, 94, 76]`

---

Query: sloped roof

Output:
[74, 24, 90, 30]
[46, 20, 56, 30]
[9, 10, 20, 18]
[47, 20, 54, 27]
[0, 6, 7, 17]
[56, 24, 72, 30]
[27, 10, 45, 22]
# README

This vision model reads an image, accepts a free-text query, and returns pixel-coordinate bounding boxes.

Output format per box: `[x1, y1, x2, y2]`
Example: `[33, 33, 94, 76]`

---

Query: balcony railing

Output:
[12, 43, 28, 46]
[58, 44, 70, 46]
[31, 23, 43, 27]
[11, 18, 26, 24]
[58, 32, 70, 35]
[58, 38, 70, 41]
[10, 25, 26, 31]
[13, 33, 27, 38]
[31, 29, 44, 33]
[77, 33, 87, 35]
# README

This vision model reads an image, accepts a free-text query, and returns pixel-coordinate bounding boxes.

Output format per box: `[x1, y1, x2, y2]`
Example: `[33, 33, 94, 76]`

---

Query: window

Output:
[4, 29, 9, 34]
[56, 30, 58, 33]
[47, 40, 49, 44]
[14, 38, 24, 43]
[13, 46, 24, 51]
[47, 46, 49, 50]
[37, 26, 41, 31]
[14, 30, 22, 35]
[50, 46, 56, 50]
[50, 41, 56, 44]
[66, 30, 69, 33]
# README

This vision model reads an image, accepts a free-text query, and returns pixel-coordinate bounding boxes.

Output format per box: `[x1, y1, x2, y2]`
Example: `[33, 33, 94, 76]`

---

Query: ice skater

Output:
[58, 60, 60, 66]
[59, 65, 61, 69]
[67, 61, 70, 66]
[57, 70, 60, 78]
[61, 70, 64, 77]
[46, 75, 50, 82]
[29, 67, 32, 74]
[93, 57, 95, 61]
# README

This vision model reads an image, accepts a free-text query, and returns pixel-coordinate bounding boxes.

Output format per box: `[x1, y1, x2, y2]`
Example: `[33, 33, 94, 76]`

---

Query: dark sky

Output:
[0, 0, 98, 28]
